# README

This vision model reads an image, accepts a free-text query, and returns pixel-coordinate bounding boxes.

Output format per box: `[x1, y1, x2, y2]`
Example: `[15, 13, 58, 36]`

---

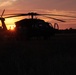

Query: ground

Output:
[0, 33, 76, 75]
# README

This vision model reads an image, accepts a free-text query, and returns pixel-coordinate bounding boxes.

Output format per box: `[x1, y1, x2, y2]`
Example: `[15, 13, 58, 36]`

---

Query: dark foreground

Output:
[0, 34, 76, 75]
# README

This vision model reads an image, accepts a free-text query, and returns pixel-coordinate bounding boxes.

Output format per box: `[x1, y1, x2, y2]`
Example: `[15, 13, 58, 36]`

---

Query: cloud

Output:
[12, 0, 17, 1]
[0, 0, 17, 7]
[0, 1, 12, 7]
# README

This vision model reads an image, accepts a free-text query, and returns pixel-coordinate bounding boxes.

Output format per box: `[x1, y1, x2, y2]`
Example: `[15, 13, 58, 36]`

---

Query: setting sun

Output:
[3, 18, 18, 30]
[7, 25, 16, 30]
[0, 18, 17, 30]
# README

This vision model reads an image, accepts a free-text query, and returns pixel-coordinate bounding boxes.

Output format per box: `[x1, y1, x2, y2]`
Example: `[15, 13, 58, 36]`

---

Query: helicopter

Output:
[1, 10, 76, 40]
[4, 12, 65, 40]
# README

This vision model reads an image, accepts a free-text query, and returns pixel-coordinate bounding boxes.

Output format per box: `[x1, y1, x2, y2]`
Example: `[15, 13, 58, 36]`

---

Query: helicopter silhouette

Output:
[4, 12, 66, 40]
[1, 10, 76, 40]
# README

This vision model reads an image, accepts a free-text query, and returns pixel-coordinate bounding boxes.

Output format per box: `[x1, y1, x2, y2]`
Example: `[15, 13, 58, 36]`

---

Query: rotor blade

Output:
[4, 13, 76, 19]
[3, 11, 76, 20]
[4, 12, 39, 16]
[4, 14, 40, 18]
[4, 12, 39, 18]
[4, 14, 28, 18]
[5, 14, 65, 22]
[41, 14, 76, 18]
[1, 9, 5, 17]
[43, 16, 66, 22]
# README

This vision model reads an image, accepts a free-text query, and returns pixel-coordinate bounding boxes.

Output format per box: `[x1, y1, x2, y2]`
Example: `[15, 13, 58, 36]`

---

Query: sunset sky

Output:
[0, 0, 76, 29]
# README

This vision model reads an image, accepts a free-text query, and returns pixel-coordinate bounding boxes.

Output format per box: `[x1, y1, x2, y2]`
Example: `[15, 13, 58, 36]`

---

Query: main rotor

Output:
[2, 10, 76, 23]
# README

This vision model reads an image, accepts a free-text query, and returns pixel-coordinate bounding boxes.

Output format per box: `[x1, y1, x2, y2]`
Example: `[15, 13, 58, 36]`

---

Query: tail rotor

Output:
[1, 9, 5, 18]
[0, 9, 7, 30]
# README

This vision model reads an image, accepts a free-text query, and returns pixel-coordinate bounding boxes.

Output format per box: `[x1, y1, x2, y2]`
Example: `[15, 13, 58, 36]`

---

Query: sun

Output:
[7, 25, 16, 30]
[0, 18, 17, 30]
[4, 18, 17, 30]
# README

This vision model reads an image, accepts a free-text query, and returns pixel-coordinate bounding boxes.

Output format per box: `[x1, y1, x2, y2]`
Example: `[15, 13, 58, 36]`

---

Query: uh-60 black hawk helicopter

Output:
[0, 10, 76, 40]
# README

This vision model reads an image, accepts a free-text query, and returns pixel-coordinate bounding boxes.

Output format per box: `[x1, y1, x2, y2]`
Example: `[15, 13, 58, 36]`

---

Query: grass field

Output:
[0, 34, 76, 75]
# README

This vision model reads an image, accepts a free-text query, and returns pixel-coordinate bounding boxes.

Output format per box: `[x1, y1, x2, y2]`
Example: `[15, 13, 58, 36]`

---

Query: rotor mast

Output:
[28, 12, 39, 19]
[29, 13, 35, 19]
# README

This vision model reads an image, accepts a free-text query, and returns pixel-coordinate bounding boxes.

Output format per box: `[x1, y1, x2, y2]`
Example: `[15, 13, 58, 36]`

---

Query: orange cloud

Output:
[0, 0, 17, 8]
[0, 1, 12, 7]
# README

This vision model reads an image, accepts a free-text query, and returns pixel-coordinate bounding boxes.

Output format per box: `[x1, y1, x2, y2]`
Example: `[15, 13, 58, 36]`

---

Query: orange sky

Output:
[0, 0, 76, 29]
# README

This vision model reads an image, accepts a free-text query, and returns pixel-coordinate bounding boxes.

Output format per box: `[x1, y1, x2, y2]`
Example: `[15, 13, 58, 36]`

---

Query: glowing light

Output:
[5, 18, 16, 25]
[4, 18, 17, 30]
[7, 25, 16, 30]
